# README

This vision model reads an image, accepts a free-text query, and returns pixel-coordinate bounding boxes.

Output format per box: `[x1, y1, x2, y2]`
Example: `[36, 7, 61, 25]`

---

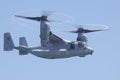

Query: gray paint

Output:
[4, 18, 94, 59]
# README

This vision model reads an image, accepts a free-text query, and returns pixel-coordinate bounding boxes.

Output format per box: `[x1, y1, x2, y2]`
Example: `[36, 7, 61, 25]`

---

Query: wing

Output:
[49, 32, 65, 44]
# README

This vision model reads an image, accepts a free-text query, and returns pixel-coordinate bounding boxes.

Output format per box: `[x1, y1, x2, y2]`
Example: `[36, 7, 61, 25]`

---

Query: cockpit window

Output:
[78, 42, 85, 48]
[70, 42, 75, 49]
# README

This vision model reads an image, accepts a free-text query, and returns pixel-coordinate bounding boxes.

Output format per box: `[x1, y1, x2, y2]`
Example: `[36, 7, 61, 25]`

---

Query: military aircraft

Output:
[4, 13, 109, 59]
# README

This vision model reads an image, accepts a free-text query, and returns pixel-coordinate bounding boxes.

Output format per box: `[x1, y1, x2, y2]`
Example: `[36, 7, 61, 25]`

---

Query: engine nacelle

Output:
[77, 33, 88, 43]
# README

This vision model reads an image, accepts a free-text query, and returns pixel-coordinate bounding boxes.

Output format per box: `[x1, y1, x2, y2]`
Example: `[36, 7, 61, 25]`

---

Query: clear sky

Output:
[0, 0, 120, 80]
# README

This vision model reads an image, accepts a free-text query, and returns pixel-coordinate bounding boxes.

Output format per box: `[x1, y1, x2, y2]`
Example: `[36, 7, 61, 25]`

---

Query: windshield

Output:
[78, 42, 86, 48]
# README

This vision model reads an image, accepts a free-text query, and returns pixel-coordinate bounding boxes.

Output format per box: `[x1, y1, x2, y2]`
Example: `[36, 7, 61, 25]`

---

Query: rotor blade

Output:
[67, 26, 109, 33]
[15, 15, 41, 21]
[64, 31, 78, 33]
[84, 28, 109, 33]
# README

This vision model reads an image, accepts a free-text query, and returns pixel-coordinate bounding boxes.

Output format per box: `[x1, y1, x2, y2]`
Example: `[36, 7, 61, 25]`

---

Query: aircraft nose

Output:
[87, 47, 94, 55]
[89, 49, 94, 55]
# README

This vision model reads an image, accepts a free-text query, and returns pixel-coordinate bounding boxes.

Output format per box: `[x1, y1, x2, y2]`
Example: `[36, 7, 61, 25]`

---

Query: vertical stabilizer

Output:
[19, 37, 28, 55]
[19, 37, 28, 46]
[4, 32, 15, 51]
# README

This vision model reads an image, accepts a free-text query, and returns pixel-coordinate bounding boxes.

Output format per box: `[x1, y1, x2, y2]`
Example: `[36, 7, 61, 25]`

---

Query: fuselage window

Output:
[78, 42, 86, 48]
[78, 43, 82, 47]
[70, 43, 75, 49]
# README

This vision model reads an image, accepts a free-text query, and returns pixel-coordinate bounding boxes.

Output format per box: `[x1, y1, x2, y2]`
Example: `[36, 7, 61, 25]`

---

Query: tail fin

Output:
[19, 37, 28, 55]
[4, 33, 15, 51]
[19, 37, 28, 46]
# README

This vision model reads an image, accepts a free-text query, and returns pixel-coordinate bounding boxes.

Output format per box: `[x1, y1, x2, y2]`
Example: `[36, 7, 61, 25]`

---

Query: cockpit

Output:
[69, 41, 93, 55]
[69, 41, 87, 49]
[78, 42, 86, 48]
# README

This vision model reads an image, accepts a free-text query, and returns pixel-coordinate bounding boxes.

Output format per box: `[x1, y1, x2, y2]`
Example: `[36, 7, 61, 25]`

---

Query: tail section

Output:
[4, 33, 15, 51]
[19, 37, 28, 55]
[19, 37, 28, 46]
[4, 33, 29, 55]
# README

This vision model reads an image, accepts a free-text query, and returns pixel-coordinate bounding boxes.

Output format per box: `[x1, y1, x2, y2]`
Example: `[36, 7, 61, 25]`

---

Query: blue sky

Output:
[0, 0, 120, 80]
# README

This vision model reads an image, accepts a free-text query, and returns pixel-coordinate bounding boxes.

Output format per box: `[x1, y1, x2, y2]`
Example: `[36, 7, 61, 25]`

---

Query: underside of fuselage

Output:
[29, 47, 91, 59]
